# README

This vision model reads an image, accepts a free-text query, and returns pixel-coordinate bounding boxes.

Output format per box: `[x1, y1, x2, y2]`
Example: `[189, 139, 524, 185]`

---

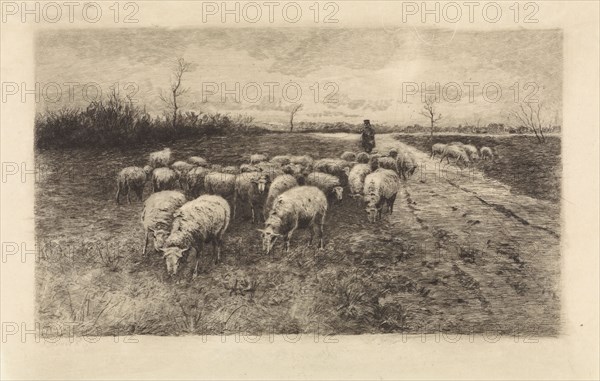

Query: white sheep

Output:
[348, 163, 372, 198]
[240, 164, 260, 173]
[305, 172, 344, 202]
[377, 156, 398, 172]
[221, 166, 239, 175]
[363, 169, 400, 222]
[250, 154, 268, 164]
[270, 155, 291, 166]
[313, 158, 351, 184]
[233, 172, 271, 223]
[149, 148, 172, 167]
[171, 161, 196, 190]
[340, 151, 356, 162]
[140, 191, 187, 256]
[356, 152, 370, 164]
[204, 172, 236, 198]
[161, 195, 230, 277]
[152, 167, 179, 192]
[396, 152, 418, 180]
[431, 143, 447, 159]
[188, 156, 209, 167]
[481, 146, 494, 160]
[186, 166, 210, 197]
[440, 145, 470, 167]
[289, 155, 314, 169]
[263, 174, 298, 218]
[116, 165, 153, 204]
[258, 186, 327, 254]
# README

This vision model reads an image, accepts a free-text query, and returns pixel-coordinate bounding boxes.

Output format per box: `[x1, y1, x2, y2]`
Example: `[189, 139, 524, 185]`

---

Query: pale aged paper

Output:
[1, 1, 598, 380]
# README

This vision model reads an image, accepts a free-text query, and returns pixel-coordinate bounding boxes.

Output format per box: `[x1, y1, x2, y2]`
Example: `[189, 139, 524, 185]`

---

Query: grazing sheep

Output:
[240, 164, 260, 173]
[141, 191, 187, 256]
[186, 167, 210, 197]
[161, 195, 230, 277]
[340, 151, 356, 162]
[171, 161, 196, 190]
[152, 167, 179, 192]
[233, 172, 271, 223]
[204, 172, 236, 198]
[440, 145, 470, 167]
[448, 141, 465, 147]
[222, 166, 239, 175]
[431, 143, 447, 159]
[270, 155, 291, 166]
[377, 156, 398, 172]
[149, 148, 172, 168]
[258, 186, 327, 254]
[363, 169, 400, 222]
[116, 165, 153, 204]
[250, 154, 268, 164]
[305, 172, 344, 202]
[289, 155, 314, 169]
[263, 174, 298, 218]
[396, 152, 418, 180]
[481, 146, 494, 160]
[188, 156, 209, 167]
[356, 152, 370, 164]
[348, 163, 372, 198]
[461, 144, 480, 161]
[314, 158, 351, 184]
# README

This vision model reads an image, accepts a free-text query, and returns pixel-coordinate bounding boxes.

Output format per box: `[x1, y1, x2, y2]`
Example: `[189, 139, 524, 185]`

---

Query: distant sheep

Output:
[305, 172, 344, 202]
[250, 154, 268, 164]
[240, 164, 260, 173]
[396, 151, 417, 180]
[255, 162, 285, 179]
[233, 172, 270, 223]
[149, 148, 172, 167]
[363, 169, 400, 222]
[431, 143, 447, 159]
[440, 145, 470, 167]
[481, 146, 494, 160]
[152, 167, 179, 192]
[204, 172, 236, 198]
[186, 167, 210, 197]
[258, 186, 327, 254]
[356, 152, 370, 164]
[171, 161, 196, 190]
[161, 195, 230, 277]
[448, 141, 465, 147]
[188, 156, 209, 167]
[340, 151, 356, 162]
[141, 191, 187, 256]
[116, 165, 153, 204]
[210, 164, 223, 171]
[348, 163, 372, 198]
[270, 155, 291, 166]
[461, 144, 480, 161]
[263, 174, 298, 218]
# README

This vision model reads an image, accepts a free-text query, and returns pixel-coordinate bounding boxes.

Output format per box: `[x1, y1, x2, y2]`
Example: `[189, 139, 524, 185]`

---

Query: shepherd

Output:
[361, 119, 376, 153]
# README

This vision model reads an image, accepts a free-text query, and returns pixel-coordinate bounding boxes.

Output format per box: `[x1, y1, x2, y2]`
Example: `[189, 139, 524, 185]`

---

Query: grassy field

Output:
[395, 134, 562, 203]
[35, 133, 561, 337]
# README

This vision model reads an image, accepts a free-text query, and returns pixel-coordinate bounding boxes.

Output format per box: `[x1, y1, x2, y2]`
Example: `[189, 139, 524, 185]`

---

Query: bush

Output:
[35, 93, 266, 149]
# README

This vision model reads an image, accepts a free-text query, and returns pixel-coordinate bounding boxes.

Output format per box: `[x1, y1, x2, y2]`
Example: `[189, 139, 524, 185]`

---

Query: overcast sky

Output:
[36, 27, 562, 127]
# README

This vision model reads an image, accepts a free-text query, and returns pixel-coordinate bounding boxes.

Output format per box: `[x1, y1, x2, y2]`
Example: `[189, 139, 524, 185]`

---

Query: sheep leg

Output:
[192, 245, 202, 278]
[389, 194, 397, 214]
[232, 192, 238, 220]
[285, 223, 298, 252]
[115, 183, 121, 204]
[136, 185, 144, 201]
[127, 187, 131, 204]
[142, 230, 149, 256]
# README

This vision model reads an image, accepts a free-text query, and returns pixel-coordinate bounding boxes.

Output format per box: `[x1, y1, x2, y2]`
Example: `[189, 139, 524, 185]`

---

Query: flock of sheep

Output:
[115, 141, 487, 278]
[431, 142, 494, 166]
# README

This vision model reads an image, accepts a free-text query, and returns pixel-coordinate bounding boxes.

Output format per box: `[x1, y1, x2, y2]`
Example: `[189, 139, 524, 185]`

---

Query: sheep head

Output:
[252, 174, 270, 194]
[161, 246, 195, 276]
[257, 226, 281, 255]
[332, 186, 344, 202]
[152, 229, 170, 251]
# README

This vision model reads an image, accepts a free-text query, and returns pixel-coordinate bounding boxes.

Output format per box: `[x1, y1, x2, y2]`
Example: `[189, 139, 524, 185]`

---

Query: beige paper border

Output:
[1, 1, 598, 379]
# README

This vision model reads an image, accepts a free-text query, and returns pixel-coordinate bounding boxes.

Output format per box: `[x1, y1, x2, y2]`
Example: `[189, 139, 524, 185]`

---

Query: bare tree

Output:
[289, 103, 303, 132]
[419, 96, 442, 139]
[159, 58, 192, 128]
[512, 101, 547, 143]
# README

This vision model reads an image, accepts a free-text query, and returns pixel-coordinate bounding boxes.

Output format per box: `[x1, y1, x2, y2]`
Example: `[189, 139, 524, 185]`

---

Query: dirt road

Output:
[315, 133, 561, 334]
